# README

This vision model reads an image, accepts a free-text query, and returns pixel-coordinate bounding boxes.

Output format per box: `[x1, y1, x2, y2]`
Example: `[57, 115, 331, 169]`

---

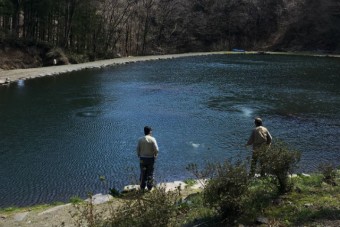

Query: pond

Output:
[0, 54, 339, 207]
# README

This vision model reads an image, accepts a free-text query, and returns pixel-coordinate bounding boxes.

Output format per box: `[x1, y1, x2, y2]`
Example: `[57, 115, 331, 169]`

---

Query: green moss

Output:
[0, 203, 59, 215]
[69, 196, 84, 204]
[184, 178, 196, 187]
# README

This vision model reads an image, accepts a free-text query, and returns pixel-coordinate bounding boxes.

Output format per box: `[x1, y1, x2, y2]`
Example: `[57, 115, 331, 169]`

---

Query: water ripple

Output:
[0, 54, 339, 207]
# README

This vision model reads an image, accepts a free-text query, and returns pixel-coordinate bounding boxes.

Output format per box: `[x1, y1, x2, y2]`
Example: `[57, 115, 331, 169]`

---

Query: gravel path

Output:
[0, 52, 228, 84]
[1, 51, 338, 84]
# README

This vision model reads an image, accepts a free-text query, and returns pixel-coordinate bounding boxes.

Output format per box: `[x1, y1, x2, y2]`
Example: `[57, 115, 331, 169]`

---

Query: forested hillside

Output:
[0, 0, 339, 68]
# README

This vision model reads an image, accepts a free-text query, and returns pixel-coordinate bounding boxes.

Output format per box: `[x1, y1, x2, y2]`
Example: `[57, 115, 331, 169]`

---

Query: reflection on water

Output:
[76, 111, 102, 118]
[17, 79, 25, 87]
[0, 54, 339, 207]
[240, 107, 254, 117]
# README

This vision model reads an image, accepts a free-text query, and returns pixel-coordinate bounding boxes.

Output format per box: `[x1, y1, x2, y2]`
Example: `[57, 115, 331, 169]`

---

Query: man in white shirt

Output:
[246, 117, 272, 177]
[136, 126, 159, 191]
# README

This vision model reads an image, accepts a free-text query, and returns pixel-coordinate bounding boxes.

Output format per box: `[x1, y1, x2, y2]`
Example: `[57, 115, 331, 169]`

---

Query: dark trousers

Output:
[250, 145, 268, 177]
[139, 157, 155, 190]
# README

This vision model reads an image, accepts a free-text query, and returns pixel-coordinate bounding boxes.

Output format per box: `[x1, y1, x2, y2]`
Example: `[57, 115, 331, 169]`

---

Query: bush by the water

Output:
[202, 160, 249, 222]
[318, 162, 338, 186]
[107, 187, 180, 227]
[261, 140, 301, 193]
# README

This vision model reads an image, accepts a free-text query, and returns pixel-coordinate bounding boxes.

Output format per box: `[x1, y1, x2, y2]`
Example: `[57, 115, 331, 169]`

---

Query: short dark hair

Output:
[144, 126, 152, 135]
[254, 117, 263, 126]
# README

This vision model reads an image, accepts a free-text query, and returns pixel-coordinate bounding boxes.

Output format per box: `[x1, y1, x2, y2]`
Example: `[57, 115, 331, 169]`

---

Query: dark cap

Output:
[254, 117, 262, 126]
[144, 126, 152, 135]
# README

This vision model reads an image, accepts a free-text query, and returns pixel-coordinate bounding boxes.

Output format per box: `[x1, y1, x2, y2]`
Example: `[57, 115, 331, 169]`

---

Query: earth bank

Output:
[0, 180, 202, 227]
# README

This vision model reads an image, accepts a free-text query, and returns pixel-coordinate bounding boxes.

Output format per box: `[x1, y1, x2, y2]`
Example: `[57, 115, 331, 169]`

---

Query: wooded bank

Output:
[1, 0, 339, 64]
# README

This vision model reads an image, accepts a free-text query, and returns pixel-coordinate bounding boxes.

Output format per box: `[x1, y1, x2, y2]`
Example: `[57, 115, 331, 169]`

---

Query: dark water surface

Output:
[0, 54, 339, 207]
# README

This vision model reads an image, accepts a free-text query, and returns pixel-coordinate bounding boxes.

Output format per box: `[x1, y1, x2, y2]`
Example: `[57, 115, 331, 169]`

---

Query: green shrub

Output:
[202, 160, 249, 222]
[46, 47, 69, 65]
[107, 187, 180, 227]
[261, 140, 301, 193]
[69, 196, 84, 204]
[318, 163, 338, 186]
[70, 193, 104, 227]
[184, 178, 196, 187]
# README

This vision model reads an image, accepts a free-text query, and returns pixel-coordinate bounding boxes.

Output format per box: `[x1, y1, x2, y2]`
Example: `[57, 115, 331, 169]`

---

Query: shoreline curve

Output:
[1, 51, 339, 84]
[0, 52, 227, 84]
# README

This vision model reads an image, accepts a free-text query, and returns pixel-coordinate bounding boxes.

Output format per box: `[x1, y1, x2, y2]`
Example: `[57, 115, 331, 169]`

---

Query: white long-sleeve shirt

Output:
[136, 135, 159, 158]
